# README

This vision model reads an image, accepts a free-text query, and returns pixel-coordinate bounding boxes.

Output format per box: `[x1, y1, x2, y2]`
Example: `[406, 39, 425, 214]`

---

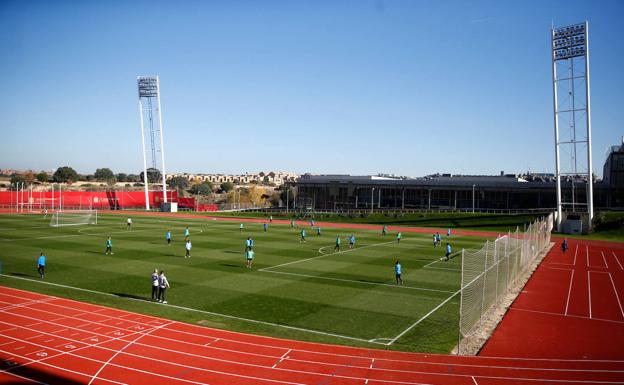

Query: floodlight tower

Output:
[551, 21, 593, 231]
[137, 76, 168, 210]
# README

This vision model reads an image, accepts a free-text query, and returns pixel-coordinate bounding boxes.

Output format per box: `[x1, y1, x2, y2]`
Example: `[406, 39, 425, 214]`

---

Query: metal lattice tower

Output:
[551, 21, 593, 230]
[137, 76, 167, 210]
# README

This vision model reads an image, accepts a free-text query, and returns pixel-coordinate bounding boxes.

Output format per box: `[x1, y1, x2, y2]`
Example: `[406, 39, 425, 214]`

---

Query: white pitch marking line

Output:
[588, 271, 592, 319]
[272, 348, 291, 369]
[0, 275, 376, 344]
[264, 240, 398, 271]
[386, 289, 461, 345]
[565, 269, 575, 316]
[607, 273, 624, 319]
[260, 269, 455, 294]
[613, 251, 624, 271]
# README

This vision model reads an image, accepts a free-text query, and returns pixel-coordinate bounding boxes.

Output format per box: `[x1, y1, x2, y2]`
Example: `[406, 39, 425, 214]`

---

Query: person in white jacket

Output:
[158, 271, 170, 304]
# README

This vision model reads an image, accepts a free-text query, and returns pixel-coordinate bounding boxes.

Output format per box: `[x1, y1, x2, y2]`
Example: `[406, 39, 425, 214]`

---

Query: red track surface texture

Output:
[481, 239, 624, 362]
[0, 285, 622, 385]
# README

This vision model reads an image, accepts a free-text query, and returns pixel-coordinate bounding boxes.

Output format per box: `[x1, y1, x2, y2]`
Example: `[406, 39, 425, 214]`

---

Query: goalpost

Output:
[50, 210, 98, 227]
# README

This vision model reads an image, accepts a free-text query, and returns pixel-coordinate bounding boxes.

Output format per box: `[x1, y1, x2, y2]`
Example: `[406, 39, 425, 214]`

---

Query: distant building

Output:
[292, 143, 623, 211]
[166, 172, 298, 187]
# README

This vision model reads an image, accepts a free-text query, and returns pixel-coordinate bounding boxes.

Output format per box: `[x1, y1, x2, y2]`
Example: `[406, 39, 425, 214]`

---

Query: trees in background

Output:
[36, 172, 48, 183]
[140, 168, 162, 184]
[53, 166, 78, 183]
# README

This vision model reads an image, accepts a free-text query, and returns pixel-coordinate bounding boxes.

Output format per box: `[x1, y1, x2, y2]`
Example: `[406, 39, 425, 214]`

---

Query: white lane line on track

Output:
[272, 349, 291, 369]
[87, 321, 173, 385]
[1, 316, 619, 385]
[510, 307, 624, 325]
[613, 251, 624, 271]
[2, 286, 623, 369]
[588, 271, 592, 319]
[564, 269, 574, 316]
[607, 272, 624, 320]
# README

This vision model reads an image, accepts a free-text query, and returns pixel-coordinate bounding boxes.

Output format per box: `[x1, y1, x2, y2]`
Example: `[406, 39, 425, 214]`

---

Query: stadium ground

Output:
[0, 213, 492, 354]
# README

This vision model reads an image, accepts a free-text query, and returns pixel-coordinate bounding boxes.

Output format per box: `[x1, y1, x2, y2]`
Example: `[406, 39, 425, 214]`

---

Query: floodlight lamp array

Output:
[137, 77, 158, 98]
[552, 23, 587, 61]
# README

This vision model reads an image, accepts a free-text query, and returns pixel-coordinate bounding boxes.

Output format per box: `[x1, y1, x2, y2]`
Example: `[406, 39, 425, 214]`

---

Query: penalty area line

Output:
[385, 288, 461, 345]
[261, 239, 399, 272]
[0, 274, 378, 345]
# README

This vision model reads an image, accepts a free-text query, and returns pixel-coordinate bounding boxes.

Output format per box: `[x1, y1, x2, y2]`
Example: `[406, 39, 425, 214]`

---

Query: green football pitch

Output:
[0, 213, 492, 353]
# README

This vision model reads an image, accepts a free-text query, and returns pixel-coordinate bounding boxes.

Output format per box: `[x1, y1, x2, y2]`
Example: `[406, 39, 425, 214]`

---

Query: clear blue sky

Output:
[1, 0, 622, 177]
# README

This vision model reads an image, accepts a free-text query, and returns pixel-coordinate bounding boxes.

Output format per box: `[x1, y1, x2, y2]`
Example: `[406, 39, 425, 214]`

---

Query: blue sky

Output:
[1, 0, 622, 177]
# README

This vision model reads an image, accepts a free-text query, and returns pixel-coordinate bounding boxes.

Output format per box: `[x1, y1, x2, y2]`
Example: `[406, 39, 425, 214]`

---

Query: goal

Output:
[50, 210, 98, 227]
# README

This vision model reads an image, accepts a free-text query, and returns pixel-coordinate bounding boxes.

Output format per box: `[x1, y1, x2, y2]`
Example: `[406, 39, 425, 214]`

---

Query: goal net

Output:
[50, 210, 98, 227]
[458, 213, 553, 349]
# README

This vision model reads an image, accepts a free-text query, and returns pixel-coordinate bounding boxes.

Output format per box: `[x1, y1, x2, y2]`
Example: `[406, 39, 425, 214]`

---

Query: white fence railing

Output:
[458, 213, 553, 353]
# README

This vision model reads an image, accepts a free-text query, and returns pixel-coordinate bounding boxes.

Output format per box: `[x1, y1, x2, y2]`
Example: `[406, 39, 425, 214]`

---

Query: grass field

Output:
[0, 212, 493, 353]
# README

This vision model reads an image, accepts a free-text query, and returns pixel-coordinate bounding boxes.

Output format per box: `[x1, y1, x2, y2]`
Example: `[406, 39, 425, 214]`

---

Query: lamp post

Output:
[371, 187, 375, 214]
[472, 185, 476, 213]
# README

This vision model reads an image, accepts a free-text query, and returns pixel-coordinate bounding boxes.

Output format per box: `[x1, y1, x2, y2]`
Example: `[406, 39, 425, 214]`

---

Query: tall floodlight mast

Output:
[551, 21, 593, 231]
[137, 76, 168, 210]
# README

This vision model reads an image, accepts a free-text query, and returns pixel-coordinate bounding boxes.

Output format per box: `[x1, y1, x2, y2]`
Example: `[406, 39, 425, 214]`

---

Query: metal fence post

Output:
[458, 248, 465, 355]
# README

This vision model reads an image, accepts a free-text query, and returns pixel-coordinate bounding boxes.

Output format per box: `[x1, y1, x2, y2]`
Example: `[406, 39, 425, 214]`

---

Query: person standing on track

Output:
[561, 238, 568, 253]
[395, 261, 403, 285]
[157, 271, 170, 303]
[151, 269, 159, 300]
[166, 230, 171, 245]
[37, 253, 46, 279]
[105, 236, 113, 255]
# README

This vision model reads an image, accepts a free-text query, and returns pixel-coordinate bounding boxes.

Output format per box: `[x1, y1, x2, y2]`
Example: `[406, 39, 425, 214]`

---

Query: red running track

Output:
[0, 286, 622, 385]
[480, 239, 624, 361]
